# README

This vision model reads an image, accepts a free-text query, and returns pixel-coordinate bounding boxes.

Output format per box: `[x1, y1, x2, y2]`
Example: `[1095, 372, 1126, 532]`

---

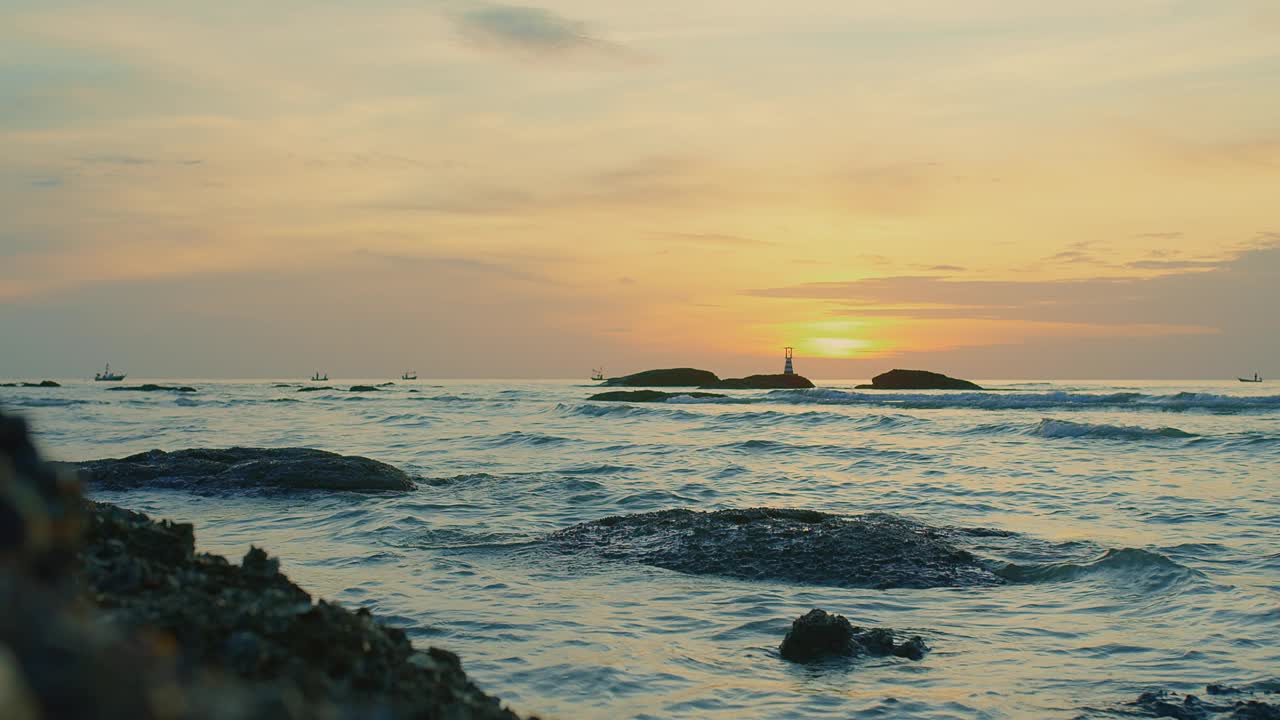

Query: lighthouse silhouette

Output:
[783, 347, 795, 375]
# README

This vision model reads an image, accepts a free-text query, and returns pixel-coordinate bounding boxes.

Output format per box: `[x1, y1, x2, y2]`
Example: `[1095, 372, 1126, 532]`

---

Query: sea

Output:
[3, 378, 1278, 719]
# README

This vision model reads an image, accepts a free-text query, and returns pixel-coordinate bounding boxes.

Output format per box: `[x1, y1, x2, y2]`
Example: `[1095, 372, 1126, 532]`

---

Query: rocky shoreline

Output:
[0, 411, 532, 720]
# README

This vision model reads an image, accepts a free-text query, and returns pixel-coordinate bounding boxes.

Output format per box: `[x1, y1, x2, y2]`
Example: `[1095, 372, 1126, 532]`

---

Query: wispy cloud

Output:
[80, 154, 150, 166]
[748, 245, 1279, 333]
[454, 4, 634, 59]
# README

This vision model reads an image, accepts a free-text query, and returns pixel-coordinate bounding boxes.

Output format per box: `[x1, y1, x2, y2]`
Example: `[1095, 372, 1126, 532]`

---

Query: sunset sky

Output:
[2, 0, 1277, 378]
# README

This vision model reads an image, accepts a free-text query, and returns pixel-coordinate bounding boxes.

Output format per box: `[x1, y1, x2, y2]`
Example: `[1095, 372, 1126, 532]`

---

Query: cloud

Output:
[79, 154, 150, 166]
[1133, 231, 1184, 240]
[354, 249, 559, 286]
[29, 176, 63, 188]
[748, 245, 1280, 331]
[1124, 259, 1222, 270]
[454, 4, 631, 59]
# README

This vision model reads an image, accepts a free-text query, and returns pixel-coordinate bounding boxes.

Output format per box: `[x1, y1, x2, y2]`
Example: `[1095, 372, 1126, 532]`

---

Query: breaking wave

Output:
[1030, 419, 1197, 440]
[766, 389, 1280, 413]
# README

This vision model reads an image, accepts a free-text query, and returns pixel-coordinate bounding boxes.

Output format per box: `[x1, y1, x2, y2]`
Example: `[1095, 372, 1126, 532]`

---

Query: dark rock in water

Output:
[377, 381, 395, 387]
[77, 447, 418, 491]
[1123, 685, 1280, 719]
[779, 609, 930, 663]
[603, 368, 722, 387]
[0, 408, 530, 719]
[855, 369, 982, 390]
[349, 384, 381, 392]
[107, 383, 198, 393]
[297, 385, 330, 392]
[0, 380, 62, 388]
[709, 374, 815, 389]
[544, 508, 1004, 589]
[589, 390, 728, 403]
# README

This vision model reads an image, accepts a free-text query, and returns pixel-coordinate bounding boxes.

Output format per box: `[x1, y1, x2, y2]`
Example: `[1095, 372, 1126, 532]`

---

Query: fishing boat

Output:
[94, 363, 126, 382]
[1238, 373, 1263, 383]
[311, 371, 328, 382]
[591, 368, 605, 382]
[401, 370, 418, 380]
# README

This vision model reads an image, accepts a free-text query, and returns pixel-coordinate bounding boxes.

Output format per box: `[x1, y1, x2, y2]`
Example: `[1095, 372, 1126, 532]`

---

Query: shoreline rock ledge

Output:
[1, 409, 532, 719]
[856, 369, 982, 390]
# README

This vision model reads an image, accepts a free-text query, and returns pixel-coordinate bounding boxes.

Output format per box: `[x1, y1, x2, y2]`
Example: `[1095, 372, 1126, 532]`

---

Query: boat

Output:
[591, 368, 605, 382]
[401, 370, 417, 380]
[94, 363, 126, 382]
[1238, 373, 1263, 383]
[311, 371, 328, 382]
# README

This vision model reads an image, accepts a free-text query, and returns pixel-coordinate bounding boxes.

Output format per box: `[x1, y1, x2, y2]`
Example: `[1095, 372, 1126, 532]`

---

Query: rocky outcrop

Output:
[855, 369, 982, 390]
[0, 380, 61, 388]
[1119, 683, 1279, 719]
[76, 447, 418, 492]
[106, 384, 198, 393]
[589, 390, 728, 402]
[544, 508, 1005, 589]
[603, 368, 722, 387]
[349, 385, 381, 392]
[0, 409, 530, 720]
[709, 374, 815, 389]
[779, 609, 929, 663]
[297, 386, 330, 392]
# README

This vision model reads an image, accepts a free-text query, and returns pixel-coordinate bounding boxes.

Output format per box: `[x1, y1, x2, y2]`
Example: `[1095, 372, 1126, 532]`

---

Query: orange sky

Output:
[2, 1, 1278, 378]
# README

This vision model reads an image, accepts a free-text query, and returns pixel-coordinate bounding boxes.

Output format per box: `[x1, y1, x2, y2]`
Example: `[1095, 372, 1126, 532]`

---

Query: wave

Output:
[664, 394, 741, 404]
[1, 398, 107, 408]
[996, 547, 1204, 586]
[766, 389, 1280, 413]
[1030, 419, 1196, 440]
[554, 402, 699, 420]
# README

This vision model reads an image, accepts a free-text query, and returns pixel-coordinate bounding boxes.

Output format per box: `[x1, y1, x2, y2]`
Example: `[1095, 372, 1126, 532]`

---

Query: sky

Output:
[2, 0, 1278, 379]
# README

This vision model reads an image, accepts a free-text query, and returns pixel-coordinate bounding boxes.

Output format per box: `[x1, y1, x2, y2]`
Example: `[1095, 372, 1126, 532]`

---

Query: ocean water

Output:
[3, 378, 1278, 718]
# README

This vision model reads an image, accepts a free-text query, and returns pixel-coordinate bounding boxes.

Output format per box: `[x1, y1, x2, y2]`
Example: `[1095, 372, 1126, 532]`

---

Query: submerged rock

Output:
[0, 408, 530, 720]
[544, 508, 1004, 589]
[709, 374, 815, 389]
[106, 384, 197, 393]
[296, 385, 330, 392]
[349, 385, 381, 392]
[779, 609, 929, 663]
[0, 380, 61, 388]
[589, 390, 728, 402]
[603, 368, 722, 387]
[76, 447, 418, 492]
[1121, 684, 1280, 719]
[855, 369, 982, 390]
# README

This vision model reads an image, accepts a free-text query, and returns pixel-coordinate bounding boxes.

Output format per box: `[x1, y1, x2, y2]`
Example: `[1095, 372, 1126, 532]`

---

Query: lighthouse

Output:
[783, 347, 795, 375]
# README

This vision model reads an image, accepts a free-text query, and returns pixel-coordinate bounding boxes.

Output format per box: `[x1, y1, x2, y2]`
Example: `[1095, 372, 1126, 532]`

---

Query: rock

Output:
[709, 374, 815, 389]
[603, 368, 722, 387]
[1, 408, 531, 719]
[106, 384, 198, 393]
[77, 447, 418, 492]
[544, 508, 1005, 589]
[779, 609, 930, 663]
[349, 385, 381, 392]
[855, 369, 982, 390]
[296, 386, 330, 392]
[1124, 685, 1280, 719]
[588, 390, 728, 402]
[0, 380, 61, 388]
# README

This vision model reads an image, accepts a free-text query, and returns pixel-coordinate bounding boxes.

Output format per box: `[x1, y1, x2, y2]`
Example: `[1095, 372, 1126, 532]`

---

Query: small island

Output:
[855, 369, 982, 390]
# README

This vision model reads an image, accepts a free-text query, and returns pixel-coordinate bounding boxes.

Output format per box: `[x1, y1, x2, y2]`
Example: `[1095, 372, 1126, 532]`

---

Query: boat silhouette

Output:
[94, 363, 126, 382]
